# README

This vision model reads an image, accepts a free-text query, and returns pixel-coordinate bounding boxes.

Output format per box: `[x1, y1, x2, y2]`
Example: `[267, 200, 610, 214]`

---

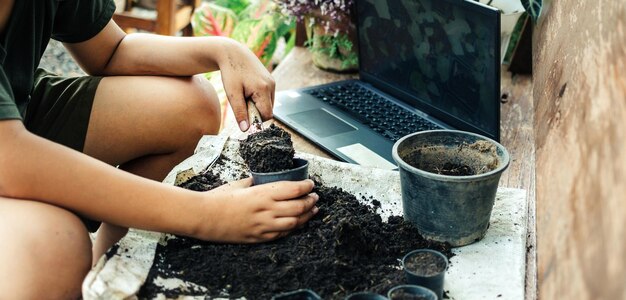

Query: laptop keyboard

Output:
[305, 82, 442, 142]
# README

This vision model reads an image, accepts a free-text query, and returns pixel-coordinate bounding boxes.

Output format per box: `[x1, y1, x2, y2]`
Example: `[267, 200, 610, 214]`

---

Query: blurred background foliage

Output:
[192, 0, 296, 70]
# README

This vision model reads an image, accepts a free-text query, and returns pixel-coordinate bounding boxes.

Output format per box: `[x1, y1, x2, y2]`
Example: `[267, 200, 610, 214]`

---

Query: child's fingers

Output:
[268, 179, 315, 200]
[264, 206, 319, 235]
[273, 193, 319, 217]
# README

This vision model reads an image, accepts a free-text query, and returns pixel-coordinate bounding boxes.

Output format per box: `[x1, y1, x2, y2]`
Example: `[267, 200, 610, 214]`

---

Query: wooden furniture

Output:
[222, 47, 536, 299]
[113, 0, 201, 36]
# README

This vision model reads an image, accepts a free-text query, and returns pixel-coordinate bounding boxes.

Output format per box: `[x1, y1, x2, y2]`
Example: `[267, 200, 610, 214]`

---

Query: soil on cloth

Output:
[239, 124, 295, 173]
[402, 141, 499, 176]
[404, 252, 447, 276]
[137, 174, 452, 299]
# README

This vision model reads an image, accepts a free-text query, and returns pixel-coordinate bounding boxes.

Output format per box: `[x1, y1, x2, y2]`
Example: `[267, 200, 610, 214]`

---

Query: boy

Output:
[0, 0, 318, 298]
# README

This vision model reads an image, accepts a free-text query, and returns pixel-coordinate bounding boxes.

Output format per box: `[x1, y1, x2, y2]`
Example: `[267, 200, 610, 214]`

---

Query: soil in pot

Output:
[137, 161, 453, 299]
[389, 290, 431, 300]
[239, 124, 295, 173]
[404, 252, 447, 277]
[403, 141, 499, 176]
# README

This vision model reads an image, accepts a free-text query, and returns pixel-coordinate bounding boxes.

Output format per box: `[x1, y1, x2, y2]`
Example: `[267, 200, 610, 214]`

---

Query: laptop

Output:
[274, 0, 501, 169]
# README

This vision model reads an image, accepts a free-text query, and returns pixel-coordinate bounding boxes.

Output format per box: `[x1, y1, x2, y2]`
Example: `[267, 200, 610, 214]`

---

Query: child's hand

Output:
[194, 178, 318, 243]
[218, 39, 275, 132]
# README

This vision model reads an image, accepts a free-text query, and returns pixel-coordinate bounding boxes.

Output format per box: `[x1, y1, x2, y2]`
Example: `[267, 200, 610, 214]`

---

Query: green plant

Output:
[502, 12, 528, 64]
[305, 33, 358, 69]
[520, 0, 542, 23]
[274, 0, 354, 35]
[192, 0, 295, 68]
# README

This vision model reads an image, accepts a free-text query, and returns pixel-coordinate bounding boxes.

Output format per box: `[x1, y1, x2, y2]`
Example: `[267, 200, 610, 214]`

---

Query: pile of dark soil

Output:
[138, 172, 452, 299]
[239, 124, 295, 173]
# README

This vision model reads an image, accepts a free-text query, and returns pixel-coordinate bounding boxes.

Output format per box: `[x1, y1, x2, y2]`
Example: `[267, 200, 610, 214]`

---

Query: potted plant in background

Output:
[192, 0, 294, 69]
[275, 0, 359, 72]
[473, 0, 543, 65]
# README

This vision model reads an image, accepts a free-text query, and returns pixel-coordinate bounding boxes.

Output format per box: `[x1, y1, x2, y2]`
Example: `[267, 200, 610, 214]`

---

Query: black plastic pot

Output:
[392, 130, 510, 246]
[401, 249, 448, 300]
[344, 292, 389, 300]
[271, 289, 321, 300]
[251, 158, 309, 185]
[387, 285, 437, 300]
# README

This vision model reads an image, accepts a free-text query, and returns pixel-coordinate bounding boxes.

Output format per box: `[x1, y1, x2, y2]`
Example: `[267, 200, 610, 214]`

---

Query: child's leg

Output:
[92, 223, 128, 265]
[84, 74, 221, 259]
[0, 197, 92, 299]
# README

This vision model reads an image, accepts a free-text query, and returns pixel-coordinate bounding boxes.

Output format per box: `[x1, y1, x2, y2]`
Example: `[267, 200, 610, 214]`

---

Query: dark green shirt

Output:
[0, 0, 115, 120]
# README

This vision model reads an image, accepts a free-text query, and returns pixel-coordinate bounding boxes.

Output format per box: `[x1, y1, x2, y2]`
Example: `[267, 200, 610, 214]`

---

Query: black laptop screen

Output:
[356, 0, 500, 140]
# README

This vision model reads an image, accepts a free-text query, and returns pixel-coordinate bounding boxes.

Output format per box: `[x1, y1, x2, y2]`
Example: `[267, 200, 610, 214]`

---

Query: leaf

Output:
[191, 2, 238, 37]
[520, 0, 542, 23]
[214, 0, 250, 16]
[239, 0, 273, 20]
[232, 16, 279, 67]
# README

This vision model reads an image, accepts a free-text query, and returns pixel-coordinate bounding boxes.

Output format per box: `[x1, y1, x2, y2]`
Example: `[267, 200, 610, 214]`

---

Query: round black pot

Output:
[344, 292, 389, 300]
[401, 249, 448, 300]
[387, 285, 437, 300]
[392, 130, 510, 246]
[251, 158, 309, 185]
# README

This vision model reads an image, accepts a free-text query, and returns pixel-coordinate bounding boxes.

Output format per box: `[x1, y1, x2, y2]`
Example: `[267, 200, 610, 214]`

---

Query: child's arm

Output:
[64, 20, 274, 132]
[0, 120, 318, 243]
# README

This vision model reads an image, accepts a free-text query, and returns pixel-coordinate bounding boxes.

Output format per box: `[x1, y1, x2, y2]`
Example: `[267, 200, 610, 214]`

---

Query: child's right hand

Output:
[191, 178, 319, 243]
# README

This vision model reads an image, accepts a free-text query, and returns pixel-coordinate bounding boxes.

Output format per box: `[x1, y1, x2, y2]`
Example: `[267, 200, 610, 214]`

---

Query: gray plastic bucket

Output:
[392, 130, 510, 246]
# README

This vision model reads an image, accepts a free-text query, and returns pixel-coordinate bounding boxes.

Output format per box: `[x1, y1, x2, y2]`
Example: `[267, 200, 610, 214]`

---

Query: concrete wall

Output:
[533, 0, 626, 299]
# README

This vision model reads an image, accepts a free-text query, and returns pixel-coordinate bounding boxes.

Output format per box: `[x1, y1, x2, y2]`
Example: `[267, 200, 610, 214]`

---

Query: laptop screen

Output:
[356, 0, 501, 140]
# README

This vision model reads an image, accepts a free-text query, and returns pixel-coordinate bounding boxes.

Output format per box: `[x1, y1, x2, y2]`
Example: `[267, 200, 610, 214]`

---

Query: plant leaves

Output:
[192, 2, 238, 37]
[214, 0, 250, 16]
[520, 0, 542, 23]
[232, 16, 281, 67]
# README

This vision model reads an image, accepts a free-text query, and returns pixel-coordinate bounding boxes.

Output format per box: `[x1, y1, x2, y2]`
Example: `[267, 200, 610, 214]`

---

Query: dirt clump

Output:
[239, 124, 295, 173]
[178, 172, 225, 191]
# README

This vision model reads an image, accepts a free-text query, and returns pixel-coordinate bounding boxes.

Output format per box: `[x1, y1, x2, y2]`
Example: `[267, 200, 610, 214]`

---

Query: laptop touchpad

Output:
[288, 109, 356, 138]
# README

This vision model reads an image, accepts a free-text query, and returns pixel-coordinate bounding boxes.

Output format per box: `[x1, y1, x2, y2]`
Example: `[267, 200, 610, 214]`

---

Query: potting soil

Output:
[404, 252, 447, 277]
[389, 290, 432, 300]
[137, 170, 452, 299]
[239, 124, 295, 173]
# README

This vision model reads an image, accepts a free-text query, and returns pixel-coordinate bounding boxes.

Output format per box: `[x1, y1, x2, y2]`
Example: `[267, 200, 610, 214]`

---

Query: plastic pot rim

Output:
[392, 130, 510, 182]
[401, 249, 449, 278]
[344, 291, 389, 299]
[250, 158, 309, 176]
[387, 284, 437, 299]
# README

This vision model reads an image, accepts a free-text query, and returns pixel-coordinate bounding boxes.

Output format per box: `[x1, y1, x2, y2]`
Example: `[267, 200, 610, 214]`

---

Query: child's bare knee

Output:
[188, 74, 221, 136]
[0, 199, 92, 299]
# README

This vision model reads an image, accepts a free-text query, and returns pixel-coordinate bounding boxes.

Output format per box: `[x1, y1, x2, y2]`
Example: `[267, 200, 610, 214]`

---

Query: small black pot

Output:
[401, 249, 448, 300]
[344, 292, 389, 300]
[387, 285, 437, 300]
[251, 158, 309, 185]
[271, 289, 321, 300]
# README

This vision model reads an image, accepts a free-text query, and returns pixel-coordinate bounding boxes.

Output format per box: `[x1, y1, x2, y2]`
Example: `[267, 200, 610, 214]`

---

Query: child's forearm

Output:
[0, 120, 204, 237]
[99, 34, 231, 76]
